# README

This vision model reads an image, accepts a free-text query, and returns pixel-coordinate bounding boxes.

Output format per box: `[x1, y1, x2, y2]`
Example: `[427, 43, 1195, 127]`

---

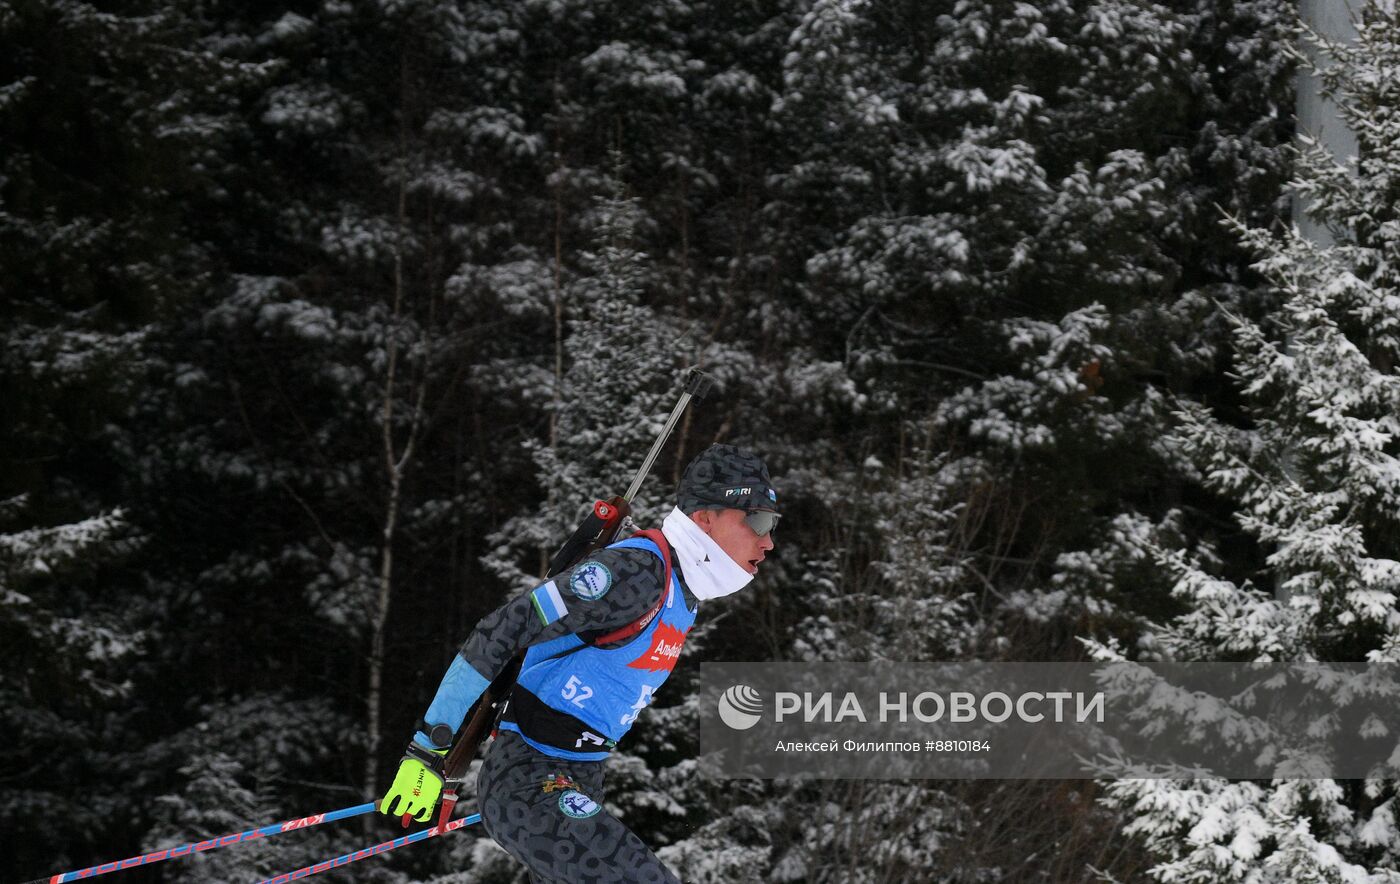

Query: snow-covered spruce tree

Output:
[104, 4, 537, 874]
[0, 500, 138, 879]
[452, 4, 812, 875]
[0, 2, 269, 877]
[736, 423, 974, 881]
[1098, 4, 1400, 880]
[794, 422, 980, 665]
[140, 695, 358, 884]
[473, 179, 705, 877]
[710, 1, 1295, 880]
[754, 0, 1293, 673]
[482, 179, 686, 589]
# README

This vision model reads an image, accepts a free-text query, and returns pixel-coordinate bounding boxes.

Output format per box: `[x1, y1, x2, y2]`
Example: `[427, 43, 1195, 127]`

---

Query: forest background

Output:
[7, 0, 1400, 881]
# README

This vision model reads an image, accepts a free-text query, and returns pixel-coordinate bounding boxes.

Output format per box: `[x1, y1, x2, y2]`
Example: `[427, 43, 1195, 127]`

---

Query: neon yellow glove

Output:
[378, 744, 448, 822]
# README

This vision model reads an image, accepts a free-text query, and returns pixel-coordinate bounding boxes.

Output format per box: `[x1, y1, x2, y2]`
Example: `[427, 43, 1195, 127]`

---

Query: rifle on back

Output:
[421, 369, 713, 830]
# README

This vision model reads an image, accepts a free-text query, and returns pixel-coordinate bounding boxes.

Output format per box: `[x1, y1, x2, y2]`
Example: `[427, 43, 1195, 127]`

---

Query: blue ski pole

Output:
[253, 813, 481, 883]
[19, 802, 378, 884]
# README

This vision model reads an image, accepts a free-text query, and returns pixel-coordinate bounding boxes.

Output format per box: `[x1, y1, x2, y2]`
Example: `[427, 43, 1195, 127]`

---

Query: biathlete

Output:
[379, 443, 780, 883]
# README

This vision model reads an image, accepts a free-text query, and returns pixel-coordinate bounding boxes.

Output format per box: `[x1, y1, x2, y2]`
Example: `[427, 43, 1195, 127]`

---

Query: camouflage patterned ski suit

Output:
[464, 542, 691, 884]
[478, 730, 680, 883]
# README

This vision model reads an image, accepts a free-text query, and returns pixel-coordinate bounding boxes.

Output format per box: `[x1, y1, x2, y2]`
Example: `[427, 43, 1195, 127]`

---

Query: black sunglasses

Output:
[743, 510, 780, 537]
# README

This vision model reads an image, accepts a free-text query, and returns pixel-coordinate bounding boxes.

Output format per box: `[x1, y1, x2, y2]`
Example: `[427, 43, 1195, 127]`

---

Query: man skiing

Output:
[379, 443, 780, 883]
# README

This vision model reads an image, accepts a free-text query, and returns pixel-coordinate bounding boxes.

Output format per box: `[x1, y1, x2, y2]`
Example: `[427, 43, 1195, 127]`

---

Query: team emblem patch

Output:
[558, 790, 601, 819]
[569, 562, 613, 600]
[542, 772, 578, 793]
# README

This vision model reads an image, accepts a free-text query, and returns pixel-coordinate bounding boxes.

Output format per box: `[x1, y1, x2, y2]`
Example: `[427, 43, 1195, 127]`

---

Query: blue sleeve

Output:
[413, 654, 491, 749]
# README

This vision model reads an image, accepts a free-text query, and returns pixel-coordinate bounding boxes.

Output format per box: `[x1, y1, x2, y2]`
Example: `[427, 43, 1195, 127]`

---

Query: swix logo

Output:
[637, 606, 660, 630]
[628, 622, 689, 673]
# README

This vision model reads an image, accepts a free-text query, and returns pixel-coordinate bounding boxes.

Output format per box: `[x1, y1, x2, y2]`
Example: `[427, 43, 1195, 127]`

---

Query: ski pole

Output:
[19, 802, 378, 884]
[253, 813, 480, 883]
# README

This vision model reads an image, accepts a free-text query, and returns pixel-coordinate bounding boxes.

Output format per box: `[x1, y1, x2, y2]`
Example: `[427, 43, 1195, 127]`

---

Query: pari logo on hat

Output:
[721, 486, 779, 505]
[678, 444, 779, 514]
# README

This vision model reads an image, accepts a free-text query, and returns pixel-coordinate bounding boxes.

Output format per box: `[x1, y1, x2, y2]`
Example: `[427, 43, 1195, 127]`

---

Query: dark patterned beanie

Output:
[677, 444, 779, 514]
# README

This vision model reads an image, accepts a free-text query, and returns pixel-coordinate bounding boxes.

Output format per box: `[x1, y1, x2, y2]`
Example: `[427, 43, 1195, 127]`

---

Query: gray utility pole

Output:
[1294, 0, 1359, 245]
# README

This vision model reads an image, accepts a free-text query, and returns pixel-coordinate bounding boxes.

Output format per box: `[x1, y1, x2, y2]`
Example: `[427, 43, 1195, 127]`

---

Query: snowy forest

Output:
[6, 0, 1400, 880]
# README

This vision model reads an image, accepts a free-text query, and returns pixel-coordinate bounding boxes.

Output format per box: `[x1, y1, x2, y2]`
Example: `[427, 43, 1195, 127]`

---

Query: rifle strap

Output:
[583, 528, 674, 647]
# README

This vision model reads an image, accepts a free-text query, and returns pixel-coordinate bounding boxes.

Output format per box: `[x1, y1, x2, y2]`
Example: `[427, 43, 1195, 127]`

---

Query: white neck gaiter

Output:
[661, 506, 755, 601]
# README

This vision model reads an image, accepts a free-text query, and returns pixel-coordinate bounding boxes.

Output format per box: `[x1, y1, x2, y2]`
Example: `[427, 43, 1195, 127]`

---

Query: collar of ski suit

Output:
[661, 506, 755, 601]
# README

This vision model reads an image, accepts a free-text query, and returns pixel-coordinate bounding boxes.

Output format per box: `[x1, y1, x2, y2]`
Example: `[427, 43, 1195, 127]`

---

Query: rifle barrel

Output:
[623, 369, 712, 503]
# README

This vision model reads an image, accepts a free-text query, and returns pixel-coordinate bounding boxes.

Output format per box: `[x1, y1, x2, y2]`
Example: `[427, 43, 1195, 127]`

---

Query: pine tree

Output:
[0, 0, 1319, 878]
[702, 1, 1292, 878]
[482, 176, 688, 590]
[1098, 3, 1400, 878]
[0, 499, 138, 876]
[0, 2, 266, 876]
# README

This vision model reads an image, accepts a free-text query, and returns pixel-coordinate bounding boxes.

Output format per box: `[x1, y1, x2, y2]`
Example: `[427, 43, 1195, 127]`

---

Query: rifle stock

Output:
[437, 496, 630, 794]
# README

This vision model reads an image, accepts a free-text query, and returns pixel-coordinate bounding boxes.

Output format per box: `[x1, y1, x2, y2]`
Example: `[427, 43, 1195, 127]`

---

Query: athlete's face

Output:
[692, 508, 775, 575]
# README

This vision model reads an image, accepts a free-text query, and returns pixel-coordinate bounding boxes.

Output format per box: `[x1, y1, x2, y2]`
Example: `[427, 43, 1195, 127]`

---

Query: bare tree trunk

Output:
[543, 108, 565, 577]
[363, 65, 428, 809]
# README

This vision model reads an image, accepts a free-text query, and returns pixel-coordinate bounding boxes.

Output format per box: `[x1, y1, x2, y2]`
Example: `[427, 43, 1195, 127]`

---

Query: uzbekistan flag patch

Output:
[530, 580, 569, 626]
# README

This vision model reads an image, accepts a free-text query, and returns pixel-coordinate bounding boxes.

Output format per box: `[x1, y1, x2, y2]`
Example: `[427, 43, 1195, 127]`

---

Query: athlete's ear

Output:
[689, 509, 714, 535]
